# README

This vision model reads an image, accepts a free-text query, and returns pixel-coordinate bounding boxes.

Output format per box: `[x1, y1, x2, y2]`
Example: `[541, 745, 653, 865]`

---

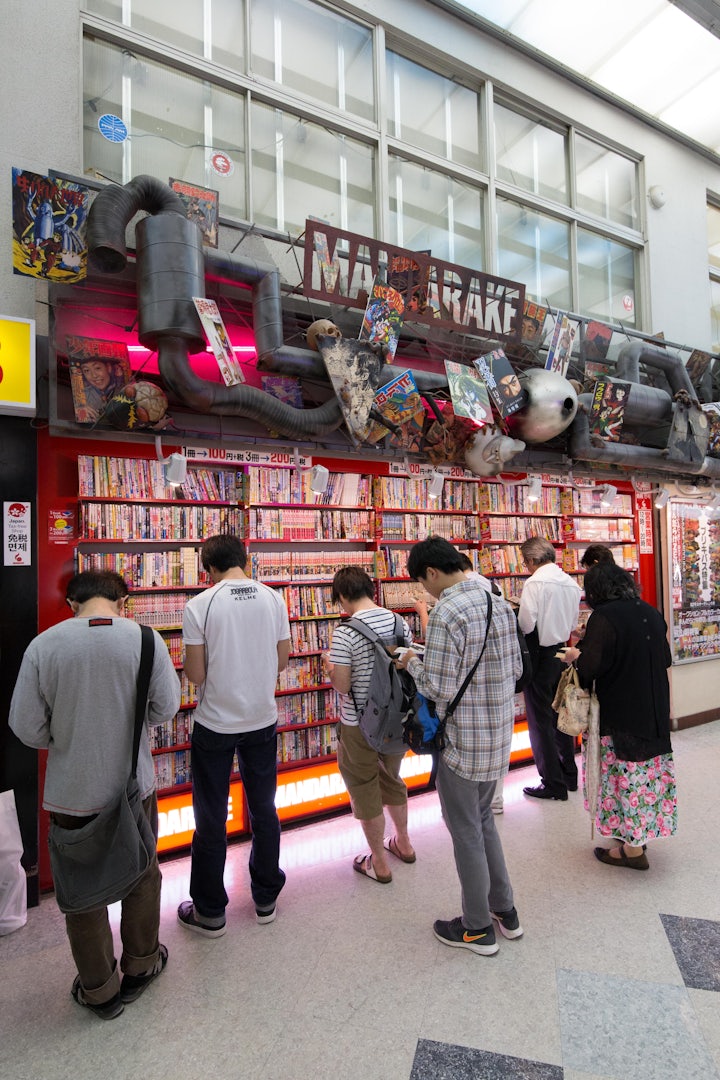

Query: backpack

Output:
[515, 622, 533, 693]
[347, 613, 413, 755]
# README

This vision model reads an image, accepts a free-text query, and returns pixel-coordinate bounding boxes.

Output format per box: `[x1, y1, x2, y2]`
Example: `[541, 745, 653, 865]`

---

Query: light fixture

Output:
[599, 483, 617, 508]
[526, 475, 542, 503]
[310, 464, 329, 494]
[155, 436, 187, 488]
[428, 471, 445, 500]
[654, 489, 669, 509]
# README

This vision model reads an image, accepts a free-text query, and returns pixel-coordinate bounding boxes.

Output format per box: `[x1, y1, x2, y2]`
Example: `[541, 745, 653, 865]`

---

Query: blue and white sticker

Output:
[98, 114, 128, 143]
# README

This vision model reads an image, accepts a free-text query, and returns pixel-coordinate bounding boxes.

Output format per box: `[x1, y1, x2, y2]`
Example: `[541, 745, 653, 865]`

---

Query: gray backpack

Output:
[347, 613, 412, 755]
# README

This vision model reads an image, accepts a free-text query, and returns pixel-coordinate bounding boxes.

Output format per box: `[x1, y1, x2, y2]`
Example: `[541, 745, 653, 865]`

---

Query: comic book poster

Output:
[445, 360, 492, 427]
[668, 500, 720, 662]
[473, 348, 528, 419]
[544, 312, 577, 377]
[387, 251, 431, 316]
[358, 277, 405, 360]
[583, 361, 612, 392]
[261, 375, 303, 409]
[702, 403, 720, 458]
[521, 299, 548, 347]
[666, 403, 710, 464]
[192, 297, 245, 385]
[65, 337, 132, 424]
[588, 379, 631, 442]
[169, 178, 218, 248]
[582, 320, 613, 362]
[12, 168, 93, 283]
[685, 349, 713, 388]
[365, 369, 425, 446]
[320, 337, 385, 446]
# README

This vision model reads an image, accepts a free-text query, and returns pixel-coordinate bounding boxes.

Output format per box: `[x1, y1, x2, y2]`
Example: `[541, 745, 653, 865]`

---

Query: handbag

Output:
[553, 664, 597, 737]
[48, 625, 157, 914]
[403, 592, 492, 755]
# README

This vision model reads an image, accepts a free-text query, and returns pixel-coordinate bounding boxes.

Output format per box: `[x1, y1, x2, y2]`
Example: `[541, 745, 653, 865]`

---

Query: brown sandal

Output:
[594, 845, 649, 870]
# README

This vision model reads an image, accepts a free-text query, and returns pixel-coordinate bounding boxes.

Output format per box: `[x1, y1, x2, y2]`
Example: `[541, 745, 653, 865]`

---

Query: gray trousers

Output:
[436, 757, 514, 929]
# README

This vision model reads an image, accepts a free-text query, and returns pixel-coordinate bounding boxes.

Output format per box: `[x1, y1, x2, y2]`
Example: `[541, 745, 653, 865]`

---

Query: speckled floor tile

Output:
[558, 969, 719, 1080]
[410, 1040, 563, 1079]
[659, 913, 720, 991]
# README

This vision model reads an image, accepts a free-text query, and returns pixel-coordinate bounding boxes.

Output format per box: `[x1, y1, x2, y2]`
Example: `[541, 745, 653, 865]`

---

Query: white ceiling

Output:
[445, 0, 720, 159]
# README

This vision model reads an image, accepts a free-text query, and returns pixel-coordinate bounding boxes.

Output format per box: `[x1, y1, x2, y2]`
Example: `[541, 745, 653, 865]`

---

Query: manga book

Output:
[581, 320, 613, 362]
[365, 369, 426, 447]
[12, 168, 93, 283]
[358, 277, 405, 360]
[521, 299, 548, 348]
[192, 298, 245, 386]
[66, 337, 132, 424]
[445, 360, 492, 427]
[169, 178, 219, 248]
[702, 403, 720, 458]
[473, 348, 528, 419]
[666, 404, 710, 464]
[685, 349, 713, 388]
[387, 252, 431, 316]
[544, 312, 577, 377]
[588, 379, 631, 442]
[261, 375, 304, 409]
[583, 361, 612, 392]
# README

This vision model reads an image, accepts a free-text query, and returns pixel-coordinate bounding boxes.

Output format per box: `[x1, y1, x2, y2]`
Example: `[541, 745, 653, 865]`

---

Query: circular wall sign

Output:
[210, 151, 235, 177]
[98, 114, 128, 143]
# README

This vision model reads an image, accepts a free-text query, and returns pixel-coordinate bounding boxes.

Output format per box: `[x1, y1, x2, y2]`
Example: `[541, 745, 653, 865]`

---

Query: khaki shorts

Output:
[336, 722, 408, 821]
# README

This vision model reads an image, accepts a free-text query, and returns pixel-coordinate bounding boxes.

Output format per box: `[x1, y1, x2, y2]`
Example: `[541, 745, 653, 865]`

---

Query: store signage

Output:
[3, 501, 31, 566]
[388, 461, 475, 479]
[209, 150, 235, 177]
[183, 447, 311, 467]
[157, 780, 244, 853]
[636, 496, 654, 555]
[667, 500, 720, 663]
[0, 315, 36, 416]
[97, 114, 127, 143]
[48, 508, 75, 544]
[303, 220, 525, 344]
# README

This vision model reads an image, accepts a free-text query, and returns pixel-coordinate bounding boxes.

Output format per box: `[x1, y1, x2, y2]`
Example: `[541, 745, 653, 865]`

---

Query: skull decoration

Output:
[306, 319, 342, 352]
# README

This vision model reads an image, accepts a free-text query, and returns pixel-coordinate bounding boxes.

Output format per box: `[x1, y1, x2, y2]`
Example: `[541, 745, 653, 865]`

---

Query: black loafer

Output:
[523, 784, 568, 801]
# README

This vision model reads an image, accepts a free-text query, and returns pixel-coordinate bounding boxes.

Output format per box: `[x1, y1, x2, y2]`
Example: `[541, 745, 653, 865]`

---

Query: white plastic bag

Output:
[0, 789, 27, 935]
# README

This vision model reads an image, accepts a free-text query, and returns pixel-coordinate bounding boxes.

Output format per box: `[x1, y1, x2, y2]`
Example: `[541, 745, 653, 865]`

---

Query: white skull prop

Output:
[507, 368, 578, 443]
[307, 319, 342, 352]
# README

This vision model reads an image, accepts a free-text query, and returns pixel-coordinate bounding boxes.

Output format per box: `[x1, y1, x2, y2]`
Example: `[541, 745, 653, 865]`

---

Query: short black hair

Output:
[580, 543, 615, 569]
[201, 533, 247, 573]
[458, 553, 474, 572]
[66, 571, 129, 604]
[406, 536, 465, 580]
[583, 562, 639, 608]
[331, 566, 374, 604]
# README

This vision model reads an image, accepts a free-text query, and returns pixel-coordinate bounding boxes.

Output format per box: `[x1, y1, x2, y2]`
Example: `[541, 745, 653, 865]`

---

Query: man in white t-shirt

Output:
[325, 567, 415, 884]
[178, 535, 290, 936]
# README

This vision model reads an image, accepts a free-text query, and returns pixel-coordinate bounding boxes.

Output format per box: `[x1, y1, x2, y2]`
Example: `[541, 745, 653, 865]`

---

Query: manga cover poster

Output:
[260, 375, 303, 409]
[588, 379, 631, 442]
[365, 369, 426, 447]
[65, 336, 132, 424]
[544, 312, 577, 377]
[12, 169, 93, 283]
[583, 360, 612, 392]
[192, 297, 245, 386]
[702, 403, 720, 457]
[387, 252, 431, 316]
[666, 403, 710, 464]
[581, 320, 613, 362]
[358, 277, 405, 360]
[684, 349, 712, 388]
[473, 348, 528, 419]
[521, 299, 548, 347]
[445, 360, 492, 427]
[169, 178, 219, 248]
[320, 337, 385, 447]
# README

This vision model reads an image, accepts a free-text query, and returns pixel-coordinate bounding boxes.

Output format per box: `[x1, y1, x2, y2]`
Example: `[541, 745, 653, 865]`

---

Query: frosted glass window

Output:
[710, 279, 720, 353]
[251, 0, 374, 122]
[707, 204, 720, 272]
[83, 37, 246, 218]
[387, 53, 481, 169]
[575, 135, 638, 229]
[496, 198, 570, 310]
[388, 157, 484, 267]
[494, 105, 567, 203]
[577, 228, 637, 326]
[251, 102, 375, 235]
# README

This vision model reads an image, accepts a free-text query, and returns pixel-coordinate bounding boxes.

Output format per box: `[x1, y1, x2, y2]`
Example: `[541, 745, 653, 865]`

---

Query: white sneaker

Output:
[491, 800, 504, 815]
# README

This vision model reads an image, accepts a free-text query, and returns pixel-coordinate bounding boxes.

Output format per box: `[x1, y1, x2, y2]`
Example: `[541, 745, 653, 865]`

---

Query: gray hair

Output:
[520, 536, 556, 565]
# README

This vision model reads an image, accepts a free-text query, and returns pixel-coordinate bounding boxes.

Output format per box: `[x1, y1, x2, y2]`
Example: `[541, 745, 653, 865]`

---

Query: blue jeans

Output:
[189, 722, 286, 918]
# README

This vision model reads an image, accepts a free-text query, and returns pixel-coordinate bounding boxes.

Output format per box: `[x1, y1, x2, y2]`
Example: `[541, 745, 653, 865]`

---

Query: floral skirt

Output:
[583, 735, 678, 844]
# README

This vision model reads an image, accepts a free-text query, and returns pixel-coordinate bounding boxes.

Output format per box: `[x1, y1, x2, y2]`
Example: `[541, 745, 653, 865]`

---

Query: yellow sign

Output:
[0, 315, 36, 416]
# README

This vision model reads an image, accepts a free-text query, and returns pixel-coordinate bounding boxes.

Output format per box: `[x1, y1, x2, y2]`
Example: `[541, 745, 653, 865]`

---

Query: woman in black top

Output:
[563, 563, 676, 870]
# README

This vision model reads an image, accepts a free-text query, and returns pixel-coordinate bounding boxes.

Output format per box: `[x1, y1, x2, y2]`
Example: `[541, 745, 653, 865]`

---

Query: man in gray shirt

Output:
[9, 571, 180, 1020]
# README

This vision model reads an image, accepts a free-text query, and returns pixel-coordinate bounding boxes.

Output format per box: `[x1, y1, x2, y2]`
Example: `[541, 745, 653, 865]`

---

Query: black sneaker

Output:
[120, 944, 168, 1003]
[433, 917, 499, 955]
[255, 904, 277, 924]
[71, 976, 124, 1020]
[177, 900, 227, 938]
[490, 907, 524, 940]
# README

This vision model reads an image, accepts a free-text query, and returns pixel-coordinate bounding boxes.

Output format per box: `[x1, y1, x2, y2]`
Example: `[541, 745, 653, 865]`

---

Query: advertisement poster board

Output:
[667, 500, 720, 663]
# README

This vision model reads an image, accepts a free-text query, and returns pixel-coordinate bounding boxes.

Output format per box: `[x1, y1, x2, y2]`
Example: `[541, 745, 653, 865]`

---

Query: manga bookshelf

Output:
[72, 453, 643, 855]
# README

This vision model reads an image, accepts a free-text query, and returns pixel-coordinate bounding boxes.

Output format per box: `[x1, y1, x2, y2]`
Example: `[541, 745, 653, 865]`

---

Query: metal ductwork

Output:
[614, 341, 696, 399]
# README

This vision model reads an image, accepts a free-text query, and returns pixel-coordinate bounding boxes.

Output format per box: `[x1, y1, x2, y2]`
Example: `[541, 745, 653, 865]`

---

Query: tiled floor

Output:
[2, 721, 719, 1080]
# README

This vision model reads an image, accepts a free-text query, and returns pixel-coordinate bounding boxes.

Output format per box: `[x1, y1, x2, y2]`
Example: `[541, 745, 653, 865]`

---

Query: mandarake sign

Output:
[303, 219, 525, 345]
